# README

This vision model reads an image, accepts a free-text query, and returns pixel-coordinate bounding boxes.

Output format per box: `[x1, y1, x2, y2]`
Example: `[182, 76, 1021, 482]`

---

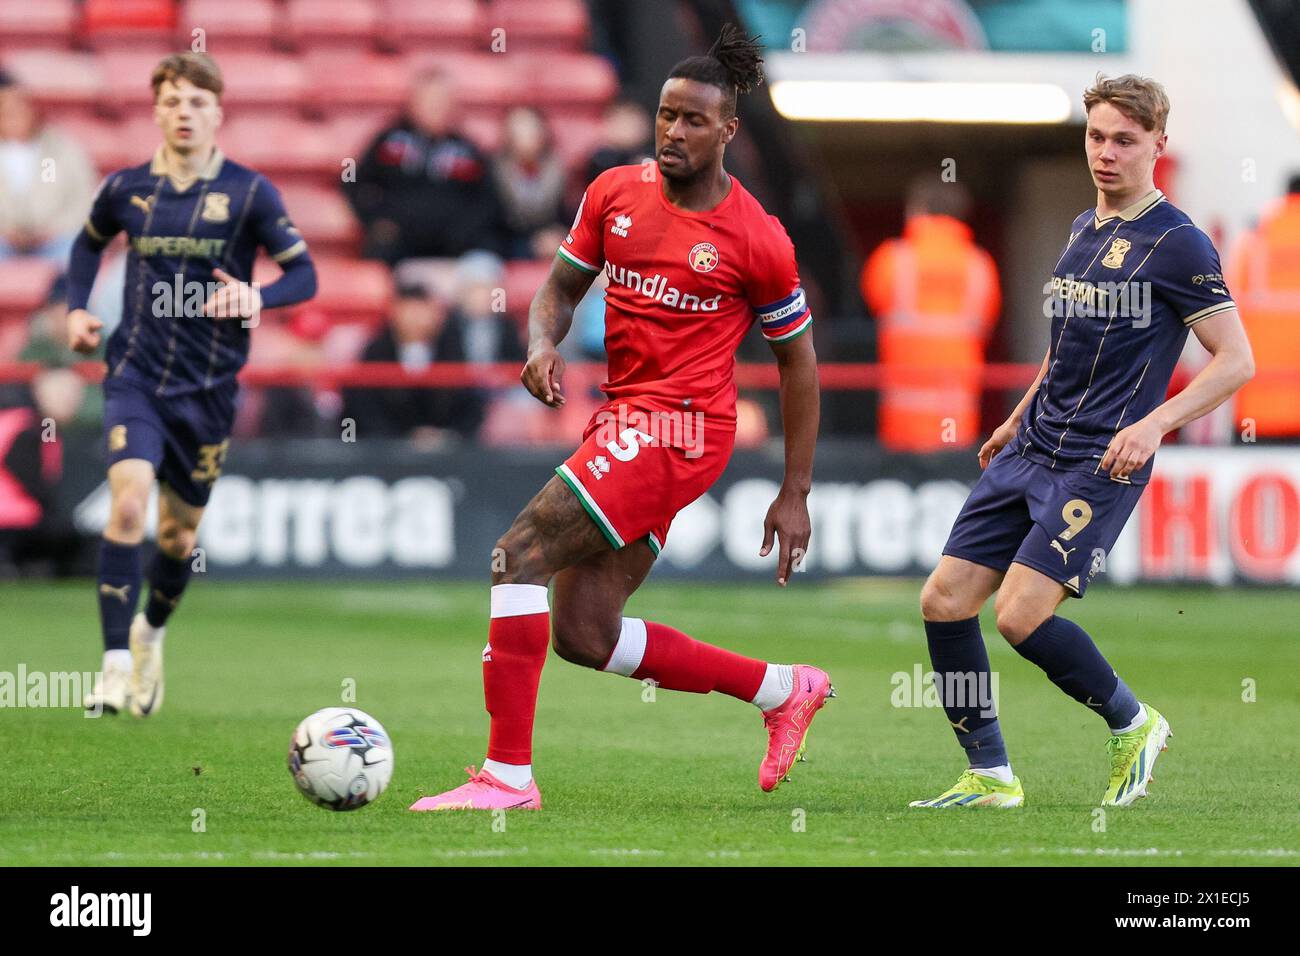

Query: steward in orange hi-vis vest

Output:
[1227, 184, 1300, 438]
[862, 213, 1001, 452]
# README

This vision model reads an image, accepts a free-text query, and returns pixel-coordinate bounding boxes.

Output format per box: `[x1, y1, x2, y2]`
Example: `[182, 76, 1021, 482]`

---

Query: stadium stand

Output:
[0, 0, 634, 429]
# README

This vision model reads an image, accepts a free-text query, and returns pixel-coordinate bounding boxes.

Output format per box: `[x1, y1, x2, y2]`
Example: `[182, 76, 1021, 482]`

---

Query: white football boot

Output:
[84, 651, 131, 715]
[128, 613, 165, 718]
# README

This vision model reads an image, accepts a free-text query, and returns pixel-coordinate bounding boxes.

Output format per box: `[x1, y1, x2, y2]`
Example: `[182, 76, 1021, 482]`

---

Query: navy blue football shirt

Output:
[82, 148, 308, 396]
[1013, 189, 1236, 484]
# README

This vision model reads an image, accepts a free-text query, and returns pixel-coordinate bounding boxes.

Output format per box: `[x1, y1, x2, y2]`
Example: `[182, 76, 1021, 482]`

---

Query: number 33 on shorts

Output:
[190, 438, 230, 485]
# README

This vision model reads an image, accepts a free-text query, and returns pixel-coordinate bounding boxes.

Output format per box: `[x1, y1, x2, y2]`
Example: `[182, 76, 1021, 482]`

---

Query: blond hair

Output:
[1083, 73, 1169, 132]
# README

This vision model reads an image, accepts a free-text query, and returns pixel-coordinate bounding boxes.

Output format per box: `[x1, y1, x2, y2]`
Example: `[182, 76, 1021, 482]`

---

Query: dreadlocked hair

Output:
[667, 23, 765, 118]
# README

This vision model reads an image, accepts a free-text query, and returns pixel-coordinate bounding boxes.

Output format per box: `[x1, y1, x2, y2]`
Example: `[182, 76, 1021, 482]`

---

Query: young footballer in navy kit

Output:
[69, 53, 317, 716]
[912, 75, 1254, 809]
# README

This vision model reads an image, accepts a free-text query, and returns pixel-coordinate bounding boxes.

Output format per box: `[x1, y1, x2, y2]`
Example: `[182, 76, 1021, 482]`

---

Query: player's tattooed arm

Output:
[1100, 309, 1254, 479]
[979, 348, 1049, 469]
[521, 257, 597, 408]
[762, 332, 819, 586]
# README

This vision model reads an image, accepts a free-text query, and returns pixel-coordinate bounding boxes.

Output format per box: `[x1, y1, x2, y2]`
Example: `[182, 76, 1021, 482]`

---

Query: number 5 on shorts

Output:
[606, 428, 652, 463]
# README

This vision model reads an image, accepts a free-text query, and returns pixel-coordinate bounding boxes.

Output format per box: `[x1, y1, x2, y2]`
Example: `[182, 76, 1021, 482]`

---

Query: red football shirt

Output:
[557, 164, 811, 428]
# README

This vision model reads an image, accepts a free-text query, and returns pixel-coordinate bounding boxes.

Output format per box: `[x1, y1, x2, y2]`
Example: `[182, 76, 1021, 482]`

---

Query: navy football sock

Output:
[98, 539, 142, 651]
[924, 616, 1008, 771]
[145, 550, 193, 628]
[1013, 615, 1140, 729]
[1101, 677, 1143, 733]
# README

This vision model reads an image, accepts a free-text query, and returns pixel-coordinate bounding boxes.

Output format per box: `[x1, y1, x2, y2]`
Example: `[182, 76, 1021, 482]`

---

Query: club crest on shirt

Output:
[201, 192, 230, 223]
[1101, 237, 1132, 268]
[689, 241, 719, 273]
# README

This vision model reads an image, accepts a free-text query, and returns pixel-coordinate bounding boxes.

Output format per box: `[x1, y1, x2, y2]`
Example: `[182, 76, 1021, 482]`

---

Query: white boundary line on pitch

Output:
[15, 846, 1296, 863]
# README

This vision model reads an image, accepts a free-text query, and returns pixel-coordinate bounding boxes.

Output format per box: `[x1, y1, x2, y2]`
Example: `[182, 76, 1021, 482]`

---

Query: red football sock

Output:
[484, 584, 550, 765]
[631, 621, 766, 701]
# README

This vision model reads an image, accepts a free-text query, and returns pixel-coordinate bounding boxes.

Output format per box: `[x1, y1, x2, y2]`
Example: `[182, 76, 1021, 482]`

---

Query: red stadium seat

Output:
[546, 111, 606, 172]
[0, 259, 60, 325]
[202, 52, 305, 110]
[491, 0, 589, 50]
[3, 51, 106, 112]
[99, 48, 185, 111]
[83, 0, 175, 31]
[177, 0, 280, 53]
[517, 52, 617, 110]
[218, 115, 337, 179]
[277, 183, 361, 251]
[460, 112, 503, 155]
[322, 114, 393, 158]
[0, 0, 74, 52]
[71, 117, 121, 173]
[301, 51, 407, 115]
[78, 114, 163, 173]
[101, 50, 302, 113]
[284, 0, 380, 51]
[0, 318, 29, 363]
[381, 0, 480, 52]
[403, 52, 515, 109]
[82, 0, 176, 48]
[503, 260, 551, 317]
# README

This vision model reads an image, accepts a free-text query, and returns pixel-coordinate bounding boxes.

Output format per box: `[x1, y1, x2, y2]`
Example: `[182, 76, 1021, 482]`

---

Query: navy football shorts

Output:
[942, 443, 1145, 597]
[102, 376, 237, 508]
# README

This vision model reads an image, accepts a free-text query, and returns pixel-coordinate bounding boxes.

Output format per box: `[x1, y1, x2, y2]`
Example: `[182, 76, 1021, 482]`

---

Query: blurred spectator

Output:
[584, 99, 653, 187]
[441, 251, 527, 435]
[861, 179, 1000, 452]
[342, 281, 473, 443]
[344, 70, 506, 265]
[492, 107, 567, 259]
[0, 80, 97, 264]
[1227, 173, 1300, 441]
[447, 252, 526, 364]
[18, 276, 101, 427]
[0, 369, 81, 575]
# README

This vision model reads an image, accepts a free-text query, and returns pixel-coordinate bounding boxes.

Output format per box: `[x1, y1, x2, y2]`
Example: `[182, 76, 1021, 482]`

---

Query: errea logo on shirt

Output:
[611, 214, 632, 238]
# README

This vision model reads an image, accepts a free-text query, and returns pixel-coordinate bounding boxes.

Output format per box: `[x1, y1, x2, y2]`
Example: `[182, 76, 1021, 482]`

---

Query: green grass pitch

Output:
[3, 579, 1297, 866]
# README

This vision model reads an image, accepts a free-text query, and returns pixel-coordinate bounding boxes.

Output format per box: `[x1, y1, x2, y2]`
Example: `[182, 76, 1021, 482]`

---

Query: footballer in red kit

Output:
[411, 26, 833, 813]
[552, 161, 810, 553]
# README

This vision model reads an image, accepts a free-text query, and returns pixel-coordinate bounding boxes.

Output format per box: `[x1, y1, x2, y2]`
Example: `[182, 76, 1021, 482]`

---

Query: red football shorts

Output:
[555, 401, 735, 555]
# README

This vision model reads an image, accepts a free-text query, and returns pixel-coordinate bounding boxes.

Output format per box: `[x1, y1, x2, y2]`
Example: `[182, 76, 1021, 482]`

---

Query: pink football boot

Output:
[759, 665, 835, 792]
[409, 766, 542, 811]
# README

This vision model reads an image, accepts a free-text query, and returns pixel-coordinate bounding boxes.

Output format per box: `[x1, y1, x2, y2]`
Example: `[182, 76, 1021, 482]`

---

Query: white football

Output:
[288, 707, 393, 811]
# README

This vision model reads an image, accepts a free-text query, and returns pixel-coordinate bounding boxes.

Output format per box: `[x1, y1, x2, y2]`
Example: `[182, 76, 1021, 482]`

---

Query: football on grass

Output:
[288, 707, 393, 810]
